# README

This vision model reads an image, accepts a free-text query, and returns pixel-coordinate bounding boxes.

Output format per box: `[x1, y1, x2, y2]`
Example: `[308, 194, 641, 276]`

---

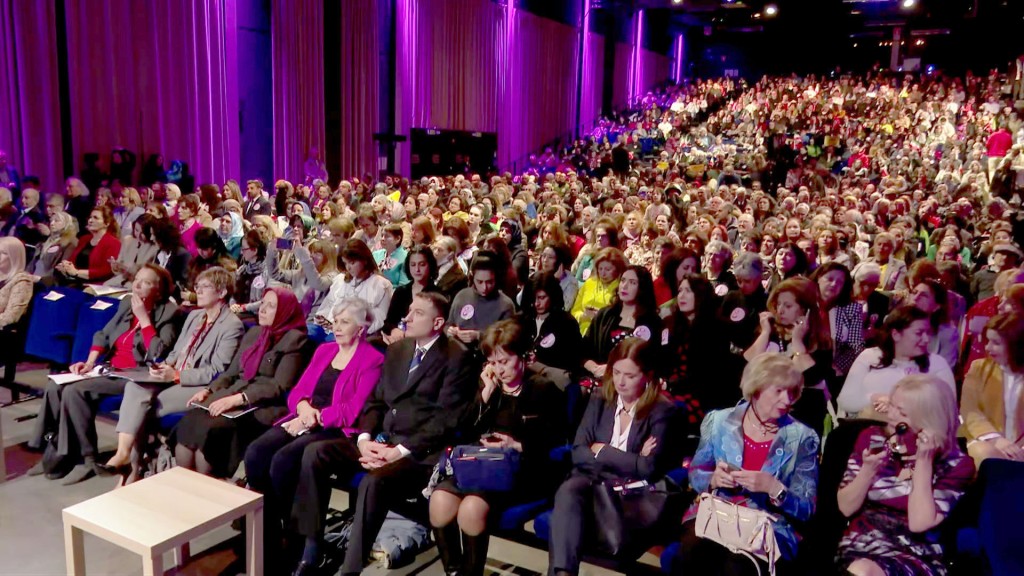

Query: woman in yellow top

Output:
[570, 247, 627, 335]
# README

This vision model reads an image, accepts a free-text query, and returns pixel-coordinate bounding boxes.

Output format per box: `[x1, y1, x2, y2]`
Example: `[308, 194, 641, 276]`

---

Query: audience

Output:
[6, 64, 1024, 576]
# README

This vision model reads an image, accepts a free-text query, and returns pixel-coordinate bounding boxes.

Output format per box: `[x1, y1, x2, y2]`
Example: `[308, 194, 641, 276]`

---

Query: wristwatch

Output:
[770, 484, 788, 506]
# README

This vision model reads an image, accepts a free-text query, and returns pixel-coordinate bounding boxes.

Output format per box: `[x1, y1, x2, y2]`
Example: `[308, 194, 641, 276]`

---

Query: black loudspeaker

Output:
[411, 129, 497, 179]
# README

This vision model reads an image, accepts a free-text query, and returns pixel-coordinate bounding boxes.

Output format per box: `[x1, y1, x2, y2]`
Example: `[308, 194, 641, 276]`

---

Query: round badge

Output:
[582, 268, 592, 281]
[460, 304, 475, 320]
[633, 325, 652, 341]
[730, 307, 746, 322]
[766, 342, 782, 354]
[714, 284, 728, 296]
[661, 328, 670, 345]
[252, 276, 266, 290]
[539, 334, 556, 348]
[47, 245, 60, 254]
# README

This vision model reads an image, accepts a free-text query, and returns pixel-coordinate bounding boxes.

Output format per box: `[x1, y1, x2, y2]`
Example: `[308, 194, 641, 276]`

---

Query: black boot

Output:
[433, 524, 463, 576]
[461, 531, 490, 576]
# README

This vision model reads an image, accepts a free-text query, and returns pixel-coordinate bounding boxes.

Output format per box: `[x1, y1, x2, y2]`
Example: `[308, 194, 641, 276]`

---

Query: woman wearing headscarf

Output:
[498, 218, 530, 290]
[0, 237, 33, 331]
[32, 211, 78, 284]
[218, 211, 245, 260]
[172, 287, 309, 479]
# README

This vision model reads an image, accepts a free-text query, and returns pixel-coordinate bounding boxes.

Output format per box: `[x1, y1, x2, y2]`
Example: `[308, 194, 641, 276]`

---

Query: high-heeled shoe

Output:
[95, 462, 131, 479]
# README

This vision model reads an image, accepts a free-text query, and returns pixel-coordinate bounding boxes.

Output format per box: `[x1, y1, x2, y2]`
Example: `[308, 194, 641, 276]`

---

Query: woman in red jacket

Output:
[56, 205, 121, 284]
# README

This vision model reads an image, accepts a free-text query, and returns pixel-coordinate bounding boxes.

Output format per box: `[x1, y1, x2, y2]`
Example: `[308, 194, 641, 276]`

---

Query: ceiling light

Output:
[672, 0, 683, 4]
[764, 4, 778, 16]
[901, 0, 916, 8]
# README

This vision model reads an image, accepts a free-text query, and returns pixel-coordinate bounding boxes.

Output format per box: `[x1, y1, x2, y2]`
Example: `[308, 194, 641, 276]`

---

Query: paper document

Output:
[50, 365, 107, 385]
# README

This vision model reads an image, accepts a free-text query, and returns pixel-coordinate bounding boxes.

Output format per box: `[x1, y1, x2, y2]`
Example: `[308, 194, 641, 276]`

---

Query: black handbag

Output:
[592, 477, 683, 556]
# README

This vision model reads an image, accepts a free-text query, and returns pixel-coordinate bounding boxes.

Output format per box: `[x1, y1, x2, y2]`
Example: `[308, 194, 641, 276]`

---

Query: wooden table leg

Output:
[246, 506, 263, 576]
[64, 523, 86, 575]
[172, 542, 190, 567]
[142, 551, 163, 576]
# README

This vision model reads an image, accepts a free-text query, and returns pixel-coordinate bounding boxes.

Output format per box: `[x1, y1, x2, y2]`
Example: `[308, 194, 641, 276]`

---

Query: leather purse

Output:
[694, 492, 780, 576]
[592, 478, 683, 556]
[450, 445, 521, 492]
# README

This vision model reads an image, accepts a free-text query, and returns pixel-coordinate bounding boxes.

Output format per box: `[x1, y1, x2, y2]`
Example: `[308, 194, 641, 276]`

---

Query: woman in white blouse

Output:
[838, 305, 955, 417]
[311, 239, 393, 342]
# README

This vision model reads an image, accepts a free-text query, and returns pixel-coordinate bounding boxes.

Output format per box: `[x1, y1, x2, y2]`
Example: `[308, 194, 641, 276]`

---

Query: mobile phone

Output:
[721, 461, 741, 472]
[276, 238, 292, 251]
[868, 438, 886, 455]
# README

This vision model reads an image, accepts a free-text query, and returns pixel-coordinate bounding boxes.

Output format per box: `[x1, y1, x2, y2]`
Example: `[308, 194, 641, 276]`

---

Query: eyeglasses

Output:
[195, 282, 216, 292]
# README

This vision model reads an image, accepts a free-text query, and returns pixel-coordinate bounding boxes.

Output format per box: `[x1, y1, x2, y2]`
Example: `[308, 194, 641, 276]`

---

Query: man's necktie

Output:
[409, 347, 425, 372]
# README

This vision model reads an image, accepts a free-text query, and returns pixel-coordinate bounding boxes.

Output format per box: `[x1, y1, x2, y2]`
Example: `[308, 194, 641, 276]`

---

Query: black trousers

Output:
[243, 425, 344, 548]
[313, 444, 432, 575]
[547, 474, 595, 575]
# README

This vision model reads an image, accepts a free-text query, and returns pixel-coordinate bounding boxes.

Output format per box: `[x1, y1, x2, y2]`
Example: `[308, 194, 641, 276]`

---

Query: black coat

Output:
[582, 305, 662, 365]
[571, 393, 680, 481]
[204, 326, 310, 425]
[519, 311, 582, 376]
[436, 264, 468, 305]
[357, 335, 477, 463]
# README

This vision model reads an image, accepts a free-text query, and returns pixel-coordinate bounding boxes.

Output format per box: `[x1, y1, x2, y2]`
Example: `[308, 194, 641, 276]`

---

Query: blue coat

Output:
[687, 402, 820, 560]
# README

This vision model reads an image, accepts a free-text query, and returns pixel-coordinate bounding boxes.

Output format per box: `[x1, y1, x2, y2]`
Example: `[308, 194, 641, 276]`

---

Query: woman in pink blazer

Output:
[243, 297, 384, 554]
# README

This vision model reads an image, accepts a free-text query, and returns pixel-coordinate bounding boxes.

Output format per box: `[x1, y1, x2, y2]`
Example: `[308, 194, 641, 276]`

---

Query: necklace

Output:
[746, 405, 780, 437]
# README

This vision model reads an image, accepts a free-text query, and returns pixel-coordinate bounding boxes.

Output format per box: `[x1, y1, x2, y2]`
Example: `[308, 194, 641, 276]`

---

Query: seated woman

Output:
[548, 338, 679, 576]
[744, 277, 833, 433]
[571, 247, 627, 336]
[836, 374, 974, 576]
[447, 251, 516, 348]
[232, 229, 270, 314]
[518, 272, 582, 377]
[243, 297, 383, 563]
[429, 319, 567, 576]
[312, 239, 394, 343]
[908, 278, 960, 373]
[704, 240, 738, 296]
[105, 214, 159, 288]
[0, 237, 33, 331]
[31, 211, 78, 284]
[171, 287, 309, 479]
[101, 267, 245, 483]
[671, 354, 819, 576]
[663, 274, 732, 427]
[28, 264, 180, 483]
[180, 227, 234, 306]
[960, 312, 1024, 465]
[381, 245, 438, 346]
[838, 306, 956, 418]
[582, 265, 662, 382]
[433, 235, 468, 303]
[812, 262, 866, 395]
[55, 205, 122, 285]
[217, 210, 244, 259]
[536, 242, 579, 313]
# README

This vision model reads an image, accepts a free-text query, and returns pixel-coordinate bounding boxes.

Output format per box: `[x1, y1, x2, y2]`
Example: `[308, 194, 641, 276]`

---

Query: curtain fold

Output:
[65, 0, 240, 185]
[272, 0, 325, 183]
[0, 0, 63, 191]
[337, 0, 380, 181]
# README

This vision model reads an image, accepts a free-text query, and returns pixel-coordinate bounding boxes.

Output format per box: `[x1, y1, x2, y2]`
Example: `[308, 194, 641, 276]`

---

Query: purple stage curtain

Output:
[396, 0, 502, 175]
[497, 8, 580, 172]
[336, 0, 380, 181]
[612, 42, 633, 110]
[65, 0, 241, 185]
[579, 30, 605, 137]
[272, 0, 325, 183]
[0, 0, 63, 191]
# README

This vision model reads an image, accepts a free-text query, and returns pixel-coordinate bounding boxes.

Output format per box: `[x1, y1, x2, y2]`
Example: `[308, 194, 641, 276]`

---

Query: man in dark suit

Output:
[289, 291, 477, 576]
[4, 187, 48, 246]
[242, 179, 272, 220]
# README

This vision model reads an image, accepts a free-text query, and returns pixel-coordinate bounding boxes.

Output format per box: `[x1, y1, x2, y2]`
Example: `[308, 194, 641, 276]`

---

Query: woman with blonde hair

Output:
[837, 374, 974, 576]
[222, 179, 243, 204]
[115, 187, 145, 234]
[32, 211, 79, 282]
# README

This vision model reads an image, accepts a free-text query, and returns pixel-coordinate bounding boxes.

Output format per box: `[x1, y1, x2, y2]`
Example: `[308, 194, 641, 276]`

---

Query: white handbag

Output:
[694, 492, 781, 576]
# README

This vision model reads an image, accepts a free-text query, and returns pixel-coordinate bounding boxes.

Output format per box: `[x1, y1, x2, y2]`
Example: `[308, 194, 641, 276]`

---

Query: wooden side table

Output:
[62, 467, 264, 575]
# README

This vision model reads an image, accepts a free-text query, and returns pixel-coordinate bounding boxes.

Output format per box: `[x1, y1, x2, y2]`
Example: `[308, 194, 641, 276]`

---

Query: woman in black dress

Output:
[173, 287, 309, 478]
[428, 319, 567, 576]
[518, 272, 582, 376]
[380, 245, 439, 346]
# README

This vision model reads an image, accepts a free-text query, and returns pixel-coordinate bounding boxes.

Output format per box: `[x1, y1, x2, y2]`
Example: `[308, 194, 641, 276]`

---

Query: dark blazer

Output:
[519, 310, 582, 375]
[357, 334, 477, 462]
[582, 305, 663, 365]
[862, 290, 891, 347]
[571, 393, 680, 480]
[5, 206, 47, 245]
[436, 265, 468, 304]
[92, 298, 181, 363]
[243, 196, 272, 220]
[206, 326, 310, 425]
